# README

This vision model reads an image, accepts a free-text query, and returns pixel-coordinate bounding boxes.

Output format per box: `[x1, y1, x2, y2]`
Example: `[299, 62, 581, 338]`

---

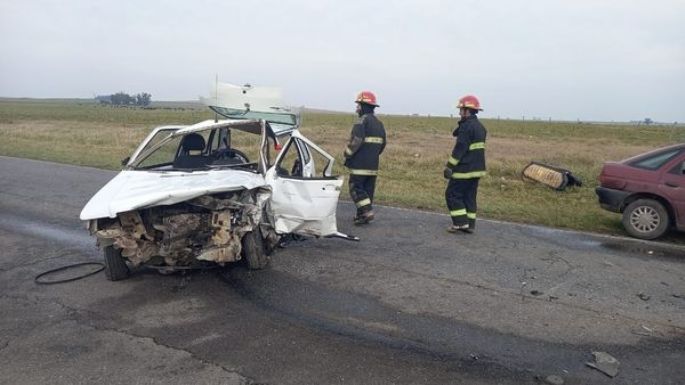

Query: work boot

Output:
[460, 226, 474, 234]
[446, 224, 470, 233]
[353, 215, 366, 225]
[353, 210, 375, 225]
[467, 220, 476, 233]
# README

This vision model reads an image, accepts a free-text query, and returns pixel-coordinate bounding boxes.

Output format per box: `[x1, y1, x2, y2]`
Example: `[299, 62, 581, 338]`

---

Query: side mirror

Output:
[121, 156, 130, 167]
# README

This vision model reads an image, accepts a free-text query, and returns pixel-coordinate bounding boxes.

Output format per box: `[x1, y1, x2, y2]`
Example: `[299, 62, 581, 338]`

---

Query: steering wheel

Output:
[213, 148, 250, 163]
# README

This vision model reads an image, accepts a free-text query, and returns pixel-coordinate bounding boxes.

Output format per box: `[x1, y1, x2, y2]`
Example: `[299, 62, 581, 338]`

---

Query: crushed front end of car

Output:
[87, 188, 273, 268]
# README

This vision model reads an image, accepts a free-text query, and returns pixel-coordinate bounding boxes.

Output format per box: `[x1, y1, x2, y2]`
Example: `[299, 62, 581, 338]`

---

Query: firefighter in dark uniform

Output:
[344, 91, 386, 225]
[444, 94, 487, 233]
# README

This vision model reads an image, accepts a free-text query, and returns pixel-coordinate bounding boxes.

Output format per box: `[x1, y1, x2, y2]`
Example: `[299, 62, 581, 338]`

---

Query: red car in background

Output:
[596, 143, 685, 239]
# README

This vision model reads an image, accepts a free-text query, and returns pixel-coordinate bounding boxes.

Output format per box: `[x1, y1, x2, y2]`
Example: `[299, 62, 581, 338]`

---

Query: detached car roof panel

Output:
[200, 82, 299, 135]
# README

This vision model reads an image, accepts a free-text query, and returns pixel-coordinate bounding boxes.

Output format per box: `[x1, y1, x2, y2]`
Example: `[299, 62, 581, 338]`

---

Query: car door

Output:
[264, 130, 344, 237]
[660, 152, 685, 227]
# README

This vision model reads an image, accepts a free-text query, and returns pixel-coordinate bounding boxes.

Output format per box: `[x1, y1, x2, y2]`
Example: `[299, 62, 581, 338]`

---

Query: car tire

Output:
[242, 228, 269, 270]
[622, 199, 670, 240]
[104, 246, 130, 281]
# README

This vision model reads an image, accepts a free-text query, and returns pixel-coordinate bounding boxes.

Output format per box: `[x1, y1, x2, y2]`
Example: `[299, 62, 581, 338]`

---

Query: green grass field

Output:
[2, 98, 684, 237]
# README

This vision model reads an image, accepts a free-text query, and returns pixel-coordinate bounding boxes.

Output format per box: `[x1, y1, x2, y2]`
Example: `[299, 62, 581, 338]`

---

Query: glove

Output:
[443, 167, 452, 180]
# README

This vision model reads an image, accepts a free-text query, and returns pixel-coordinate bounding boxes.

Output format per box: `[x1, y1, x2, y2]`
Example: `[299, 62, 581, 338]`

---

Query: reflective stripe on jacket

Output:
[445, 115, 487, 179]
[344, 113, 386, 173]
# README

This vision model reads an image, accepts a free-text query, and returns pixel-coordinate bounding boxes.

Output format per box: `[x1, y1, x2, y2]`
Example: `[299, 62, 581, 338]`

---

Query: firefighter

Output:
[344, 91, 387, 225]
[444, 94, 487, 233]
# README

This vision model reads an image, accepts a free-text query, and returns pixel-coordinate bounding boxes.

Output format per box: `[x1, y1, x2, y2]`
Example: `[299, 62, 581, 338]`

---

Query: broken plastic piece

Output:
[325, 231, 360, 241]
[586, 351, 620, 378]
[521, 162, 583, 191]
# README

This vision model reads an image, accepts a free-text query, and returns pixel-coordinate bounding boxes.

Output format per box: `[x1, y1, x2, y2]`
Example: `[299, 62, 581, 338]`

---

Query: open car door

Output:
[264, 131, 353, 239]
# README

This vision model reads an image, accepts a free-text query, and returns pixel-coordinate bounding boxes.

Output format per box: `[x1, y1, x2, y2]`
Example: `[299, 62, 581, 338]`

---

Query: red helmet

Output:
[355, 91, 379, 107]
[457, 94, 483, 111]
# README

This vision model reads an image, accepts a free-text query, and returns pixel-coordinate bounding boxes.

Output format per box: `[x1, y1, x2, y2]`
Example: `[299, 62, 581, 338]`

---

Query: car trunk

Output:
[599, 161, 660, 190]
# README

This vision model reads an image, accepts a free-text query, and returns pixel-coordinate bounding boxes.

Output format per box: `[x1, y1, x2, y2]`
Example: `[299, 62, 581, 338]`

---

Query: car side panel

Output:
[267, 175, 343, 236]
[264, 130, 344, 237]
[599, 162, 659, 189]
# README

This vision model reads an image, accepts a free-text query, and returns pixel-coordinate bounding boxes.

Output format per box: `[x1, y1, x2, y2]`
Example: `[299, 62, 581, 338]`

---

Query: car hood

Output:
[80, 169, 266, 220]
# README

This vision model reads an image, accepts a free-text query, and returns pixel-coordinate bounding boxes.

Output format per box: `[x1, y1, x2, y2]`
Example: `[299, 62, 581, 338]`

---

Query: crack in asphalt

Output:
[297, 249, 685, 333]
[222, 269, 540, 384]
[540, 250, 577, 276]
[78, 323, 257, 385]
[1, 292, 261, 385]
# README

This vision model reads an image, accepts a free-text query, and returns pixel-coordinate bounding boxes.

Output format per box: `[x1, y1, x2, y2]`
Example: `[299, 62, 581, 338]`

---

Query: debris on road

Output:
[586, 351, 620, 378]
[521, 162, 583, 191]
[637, 292, 651, 301]
[632, 324, 659, 337]
[544, 374, 565, 385]
[34, 262, 105, 285]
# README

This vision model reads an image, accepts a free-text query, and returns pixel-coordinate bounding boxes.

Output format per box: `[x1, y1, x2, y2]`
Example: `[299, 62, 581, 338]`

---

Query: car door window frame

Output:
[272, 133, 337, 181]
[274, 138, 305, 178]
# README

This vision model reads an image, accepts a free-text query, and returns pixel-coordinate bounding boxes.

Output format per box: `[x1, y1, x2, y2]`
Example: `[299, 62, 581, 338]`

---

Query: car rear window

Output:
[629, 149, 682, 170]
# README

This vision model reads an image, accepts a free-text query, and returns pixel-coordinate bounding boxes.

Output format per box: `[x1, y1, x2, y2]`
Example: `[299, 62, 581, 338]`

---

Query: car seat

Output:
[173, 133, 208, 169]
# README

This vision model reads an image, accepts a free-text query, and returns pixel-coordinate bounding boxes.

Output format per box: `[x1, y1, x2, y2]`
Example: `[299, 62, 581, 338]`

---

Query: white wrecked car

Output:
[80, 83, 353, 280]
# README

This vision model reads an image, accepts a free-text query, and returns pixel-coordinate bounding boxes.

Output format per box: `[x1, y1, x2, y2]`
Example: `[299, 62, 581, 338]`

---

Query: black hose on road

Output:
[34, 262, 105, 285]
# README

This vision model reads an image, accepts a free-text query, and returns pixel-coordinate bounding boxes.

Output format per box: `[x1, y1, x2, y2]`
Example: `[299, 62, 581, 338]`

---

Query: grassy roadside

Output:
[1, 98, 684, 237]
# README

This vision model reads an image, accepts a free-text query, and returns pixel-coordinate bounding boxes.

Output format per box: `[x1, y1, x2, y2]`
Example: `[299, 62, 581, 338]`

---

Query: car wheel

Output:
[622, 199, 669, 240]
[242, 228, 269, 270]
[103, 246, 130, 281]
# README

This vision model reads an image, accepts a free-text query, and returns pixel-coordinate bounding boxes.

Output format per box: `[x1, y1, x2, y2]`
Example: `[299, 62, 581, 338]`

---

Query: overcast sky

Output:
[1, 0, 683, 122]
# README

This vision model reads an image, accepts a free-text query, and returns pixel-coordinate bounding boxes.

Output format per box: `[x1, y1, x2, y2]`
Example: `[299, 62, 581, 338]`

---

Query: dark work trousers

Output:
[445, 178, 480, 228]
[349, 175, 377, 215]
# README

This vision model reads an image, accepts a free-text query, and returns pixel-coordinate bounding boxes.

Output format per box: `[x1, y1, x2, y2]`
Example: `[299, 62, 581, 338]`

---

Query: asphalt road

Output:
[1, 156, 684, 385]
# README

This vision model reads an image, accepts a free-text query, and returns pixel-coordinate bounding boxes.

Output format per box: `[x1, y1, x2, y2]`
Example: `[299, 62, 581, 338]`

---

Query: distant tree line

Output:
[95, 92, 152, 107]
